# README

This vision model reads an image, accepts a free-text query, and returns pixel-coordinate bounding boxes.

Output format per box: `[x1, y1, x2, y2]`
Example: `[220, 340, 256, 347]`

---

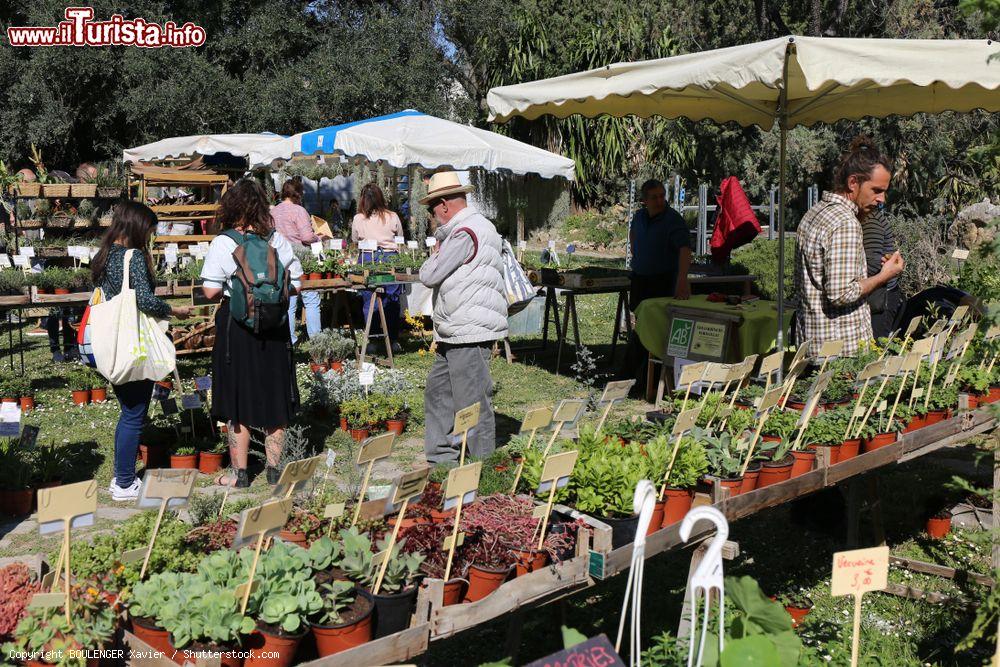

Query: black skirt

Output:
[211, 300, 299, 429]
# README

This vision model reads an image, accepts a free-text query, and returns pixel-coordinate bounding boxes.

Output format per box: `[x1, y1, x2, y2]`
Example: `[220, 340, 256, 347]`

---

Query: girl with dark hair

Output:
[92, 200, 191, 501]
[271, 176, 326, 344]
[200, 179, 303, 488]
[351, 183, 405, 352]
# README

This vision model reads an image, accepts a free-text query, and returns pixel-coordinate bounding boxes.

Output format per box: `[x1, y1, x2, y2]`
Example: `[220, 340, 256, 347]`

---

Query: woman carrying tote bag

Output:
[90, 201, 191, 501]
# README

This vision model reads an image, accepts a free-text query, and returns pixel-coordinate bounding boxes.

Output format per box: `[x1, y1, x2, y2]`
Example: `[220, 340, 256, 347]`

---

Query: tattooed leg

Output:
[264, 427, 285, 468]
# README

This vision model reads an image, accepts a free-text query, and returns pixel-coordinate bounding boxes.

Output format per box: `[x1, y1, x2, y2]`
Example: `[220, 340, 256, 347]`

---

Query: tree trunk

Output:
[810, 0, 822, 36]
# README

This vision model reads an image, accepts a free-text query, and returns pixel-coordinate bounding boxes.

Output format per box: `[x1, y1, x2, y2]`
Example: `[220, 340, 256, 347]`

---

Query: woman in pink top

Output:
[352, 183, 404, 352]
[272, 178, 322, 344]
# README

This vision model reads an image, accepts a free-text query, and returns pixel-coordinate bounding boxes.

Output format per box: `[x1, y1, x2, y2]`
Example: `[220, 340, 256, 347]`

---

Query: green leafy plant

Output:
[959, 365, 991, 393]
[0, 270, 27, 295]
[566, 426, 643, 517]
[340, 397, 374, 429]
[803, 406, 852, 445]
[644, 434, 708, 489]
[173, 445, 196, 456]
[761, 409, 799, 439]
[156, 574, 255, 648]
[6, 586, 115, 665]
[702, 430, 746, 480]
[314, 580, 358, 625]
[66, 365, 93, 391]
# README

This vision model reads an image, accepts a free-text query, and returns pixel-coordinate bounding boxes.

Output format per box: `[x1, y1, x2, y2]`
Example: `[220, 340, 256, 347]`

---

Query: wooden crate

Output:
[0, 294, 30, 307]
[300, 278, 352, 290]
[559, 273, 630, 289]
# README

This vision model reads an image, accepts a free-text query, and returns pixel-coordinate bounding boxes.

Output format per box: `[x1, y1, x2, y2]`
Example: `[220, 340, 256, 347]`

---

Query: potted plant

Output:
[0, 270, 27, 297]
[89, 371, 107, 403]
[66, 365, 92, 405]
[129, 572, 187, 655]
[777, 590, 814, 628]
[460, 536, 514, 602]
[156, 575, 254, 667]
[958, 366, 991, 409]
[327, 332, 355, 372]
[69, 268, 93, 294]
[859, 409, 904, 453]
[382, 394, 408, 435]
[0, 440, 33, 516]
[926, 509, 951, 539]
[0, 562, 40, 642]
[310, 581, 374, 657]
[170, 445, 198, 469]
[303, 333, 332, 373]
[94, 161, 124, 198]
[301, 253, 323, 281]
[6, 585, 115, 665]
[761, 408, 798, 443]
[803, 409, 846, 465]
[9, 375, 34, 412]
[31, 443, 66, 508]
[197, 438, 226, 475]
[925, 383, 959, 424]
[702, 430, 746, 498]
[340, 397, 374, 442]
[280, 507, 323, 548]
[643, 433, 708, 530]
[756, 439, 794, 488]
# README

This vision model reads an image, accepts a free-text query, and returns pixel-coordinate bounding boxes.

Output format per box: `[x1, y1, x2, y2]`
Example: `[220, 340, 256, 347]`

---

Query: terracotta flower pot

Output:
[19, 396, 34, 412]
[245, 623, 307, 667]
[350, 427, 369, 442]
[36, 288, 51, 295]
[715, 477, 743, 497]
[309, 362, 329, 374]
[339, 416, 348, 431]
[387, 514, 429, 530]
[131, 615, 172, 655]
[198, 451, 224, 474]
[441, 578, 467, 606]
[862, 432, 896, 452]
[739, 467, 760, 494]
[139, 443, 169, 468]
[989, 386, 1000, 404]
[967, 394, 979, 410]
[512, 548, 549, 576]
[279, 529, 308, 547]
[429, 508, 454, 524]
[465, 565, 511, 602]
[1, 489, 33, 515]
[330, 359, 345, 373]
[71, 389, 91, 405]
[926, 516, 951, 539]
[54, 288, 71, 295]
[0, 397, 14, 403]
[789, 450, 815, 478]
[904, 414, 927, 433]
[647, 500, 665, 535]
[839, 438, 862, 461]
[90, 387, 107, 402]
[785, 605, 812, 628]
[170, 453, 198, 469]
[386, 418, 406, 435]
[925, 410, 948, 425]
[312, 589, 375, 657]
[807, 443, 841, 465]
[758, 456, 793, 488]
[762, 434, 781, 443]
[661, 488, 694, 527]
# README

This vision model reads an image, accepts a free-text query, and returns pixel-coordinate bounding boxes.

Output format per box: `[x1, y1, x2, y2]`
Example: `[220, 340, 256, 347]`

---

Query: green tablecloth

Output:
[635, 295, 793, 360]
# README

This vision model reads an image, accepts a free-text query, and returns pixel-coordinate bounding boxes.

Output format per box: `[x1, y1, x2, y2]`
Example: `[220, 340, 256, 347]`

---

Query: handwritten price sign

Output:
[831, 545, 889, 667]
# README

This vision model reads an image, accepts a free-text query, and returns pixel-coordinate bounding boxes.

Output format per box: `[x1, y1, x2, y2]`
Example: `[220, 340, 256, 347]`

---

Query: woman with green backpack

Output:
[201, 179, 304, 488]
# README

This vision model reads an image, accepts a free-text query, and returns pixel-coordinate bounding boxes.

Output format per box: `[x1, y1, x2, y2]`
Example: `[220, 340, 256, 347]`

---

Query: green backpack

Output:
[221, 229, 290, 332]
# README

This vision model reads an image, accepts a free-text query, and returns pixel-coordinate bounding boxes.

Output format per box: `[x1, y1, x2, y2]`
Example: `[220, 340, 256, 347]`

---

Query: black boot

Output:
[234, 468, 250, 488]
[266, 466, 280, 485]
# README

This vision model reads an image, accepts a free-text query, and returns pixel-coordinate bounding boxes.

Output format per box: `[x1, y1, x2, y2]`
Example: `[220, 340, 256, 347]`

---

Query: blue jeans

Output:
[288, 290, 322, 344]
[112, 379, 153, 487]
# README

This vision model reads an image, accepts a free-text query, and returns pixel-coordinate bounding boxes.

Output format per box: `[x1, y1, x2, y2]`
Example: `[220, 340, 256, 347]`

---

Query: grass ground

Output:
[1, 285, 997, 666]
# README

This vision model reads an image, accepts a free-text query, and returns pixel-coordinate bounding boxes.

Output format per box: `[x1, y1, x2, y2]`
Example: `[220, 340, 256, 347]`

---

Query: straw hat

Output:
[418, 171, 474, 204]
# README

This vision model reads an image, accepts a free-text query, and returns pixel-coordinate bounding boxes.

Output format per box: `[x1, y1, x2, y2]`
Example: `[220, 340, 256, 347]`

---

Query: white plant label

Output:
[0, 254, 10, 267]
[13, 256, 30, 269]
[359, 239, 378, 251]
[393, 236, 406, 245]
[310, 242, 324, 256]
[518, 241, 527, 250]
[406, 240, 419, 250]
[425, 237, 437, 248]
[19, 247, 34, 258]
[329, 239, 344, 251]
[359, 371, 375, 386]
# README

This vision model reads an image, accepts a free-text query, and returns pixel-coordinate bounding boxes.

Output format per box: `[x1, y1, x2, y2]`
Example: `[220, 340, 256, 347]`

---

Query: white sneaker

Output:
[110, 479, 141, 501]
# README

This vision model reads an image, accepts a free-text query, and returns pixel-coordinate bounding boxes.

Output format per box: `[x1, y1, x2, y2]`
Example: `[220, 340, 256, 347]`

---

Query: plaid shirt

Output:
[794, 192, 872, 356]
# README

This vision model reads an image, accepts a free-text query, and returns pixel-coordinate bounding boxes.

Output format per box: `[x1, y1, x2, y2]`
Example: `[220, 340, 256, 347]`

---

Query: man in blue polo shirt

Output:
[629, 179, 692, 309]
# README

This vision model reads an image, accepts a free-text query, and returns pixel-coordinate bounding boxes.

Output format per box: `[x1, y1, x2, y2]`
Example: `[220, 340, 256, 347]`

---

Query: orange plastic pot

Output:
[989, 386, 1000, 403]
[198, 451, 224, 474]
[465, 564, 511, 602]
[339, 416, 348, 431]
[967, 394, 979, 410]
[442, 578, 466, 606]
[925, 410, 947, 425]
[862, 432, 896, 452]
[309, 362, 329, 374]
[807, 443, 841, 464]
[313, 590, 374, 657]
[19, 396, 34, 412]
[715, 477, 742, 497]
[1, 397, 14, 403]
[350, 428, 369, 442]
[330, 360, 345, 373]
[785, 605, 812, 628]
[904, 414, 927, 433]
[839, 438, 861, 461]
[661, 488, 694, 527]
[90, 387, 107, 402]
[279, 530, 308, 548]
[170, 454, 197, 469]
[926, 516, 950, 539]
[513, 549, 549, 576]
[244, 623, 307, 667]
[739, 468, 760, 494]
[647, 500, 665, 535]
[131, 615, 172, 655]
[71, 389, 90, 405]
[54, 288, 70, 295]
[789, 450, 815, 478]
[386, 419, 406, 435]
[307, 272, 322, 281]
[758, 456, 793, 488]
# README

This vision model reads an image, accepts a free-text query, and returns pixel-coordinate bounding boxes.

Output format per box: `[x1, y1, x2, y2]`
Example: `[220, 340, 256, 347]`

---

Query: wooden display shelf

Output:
[30, 289, 91, 304]
[175, 346, 212, 356]
[300, 278, 353, 290]
[154, 234, 216, 244]
[0, 294, 30, 306]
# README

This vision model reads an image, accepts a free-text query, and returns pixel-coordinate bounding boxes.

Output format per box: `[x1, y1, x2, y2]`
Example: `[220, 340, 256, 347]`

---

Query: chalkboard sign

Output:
[523, 634, 624, 667]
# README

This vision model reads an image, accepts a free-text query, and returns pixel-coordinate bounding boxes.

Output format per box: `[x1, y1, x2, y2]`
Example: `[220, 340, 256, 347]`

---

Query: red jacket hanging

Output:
[710, 176, 761, 263]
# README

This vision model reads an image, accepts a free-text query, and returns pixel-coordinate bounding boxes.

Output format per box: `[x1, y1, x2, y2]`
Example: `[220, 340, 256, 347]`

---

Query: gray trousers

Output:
[424, 342, 496, 463]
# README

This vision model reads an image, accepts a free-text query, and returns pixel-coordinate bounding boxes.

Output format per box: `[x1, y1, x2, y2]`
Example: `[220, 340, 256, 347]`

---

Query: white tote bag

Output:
[89, 249, 176, 384]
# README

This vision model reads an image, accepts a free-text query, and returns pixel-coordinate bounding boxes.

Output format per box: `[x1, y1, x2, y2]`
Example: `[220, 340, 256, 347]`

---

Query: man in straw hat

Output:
[419, 171, 507, 463]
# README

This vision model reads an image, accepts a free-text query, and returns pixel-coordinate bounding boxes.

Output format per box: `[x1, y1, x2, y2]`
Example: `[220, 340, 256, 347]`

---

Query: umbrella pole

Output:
[775, 43, 792, 382]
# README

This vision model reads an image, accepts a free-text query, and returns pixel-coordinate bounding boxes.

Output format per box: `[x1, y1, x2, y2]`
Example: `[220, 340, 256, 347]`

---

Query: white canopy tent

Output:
[487, 35, 1000, 351]
[122, 133, 287, 166]
[263, 109, 576, 180]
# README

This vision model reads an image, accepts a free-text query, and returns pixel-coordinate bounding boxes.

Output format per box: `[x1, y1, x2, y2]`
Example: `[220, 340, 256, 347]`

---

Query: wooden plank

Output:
[431, 552, 590, 639]
[551, 503, 613, 555]
[890, 555, 994, 587]
[825, 442, 902, 486]
[297, 624, 431, 667]
[0, 294, 30, 306]
[724, 467, 827, 521]
[882, 582, 961, 605]
[151, 204, 221, 213]
[154, 235, 217, 244]
[300, 279, 353, 290]
[31, 291, 91, 305]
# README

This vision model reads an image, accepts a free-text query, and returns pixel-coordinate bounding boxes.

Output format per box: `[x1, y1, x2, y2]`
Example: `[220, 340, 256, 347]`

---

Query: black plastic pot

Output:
[645, 410, 672, 424]
[597, 513, 641, 550]
[372, 583, 419, 638]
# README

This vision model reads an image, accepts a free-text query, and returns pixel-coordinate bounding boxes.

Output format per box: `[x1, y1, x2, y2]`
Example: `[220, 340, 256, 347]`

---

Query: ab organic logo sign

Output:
[7, 7, 206, 48]
[667, 317, 693, 357]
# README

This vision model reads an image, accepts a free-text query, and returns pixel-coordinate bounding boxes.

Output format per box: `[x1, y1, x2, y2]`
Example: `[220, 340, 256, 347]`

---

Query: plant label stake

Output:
[789, 371, 833, 452]
[926, 319, 947, 336]
[233, 498, 294, 614]
[947, 304, 970, 335]
[907, 336, 935, 409]
[778, 345, 811, 408]
[844, 360, 886, 441]
[676, 362, 707, 412]
[980, 324, 1000, 370]
[715, 354, 758, 432]
[127, 469, 196, 580]
[705, 364, 745, 431]
[659, 407, 702, 500]
[35, 479, 98, 624]
[831, 545, 889, 667]
[942, 325, 975, 391]
[542, 399, 587, 458]
[739, 386, 784, 476]
[616, 480, 657, 661]
[453, 402, 481, 466]
[373, 466, 430, 594]
[273, 454, 324, 500]
[922, 332, 951, 411]
[534, 450, 579, 550]
[510, 407, 554, 494]
[596, 379, 635, 433]
[351, 432, 396, 527]
[757, 350, 784, 395]
[900, 316, 923, 352]
[679, 506, 730, 667]
[887, 352, 921, 431]
[812, 340, 844, 377]
[854, 355, 904, 440]
[442, 462, 482, 582]
[695, 363, 730, 412]
[324, 502, 346, 536]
